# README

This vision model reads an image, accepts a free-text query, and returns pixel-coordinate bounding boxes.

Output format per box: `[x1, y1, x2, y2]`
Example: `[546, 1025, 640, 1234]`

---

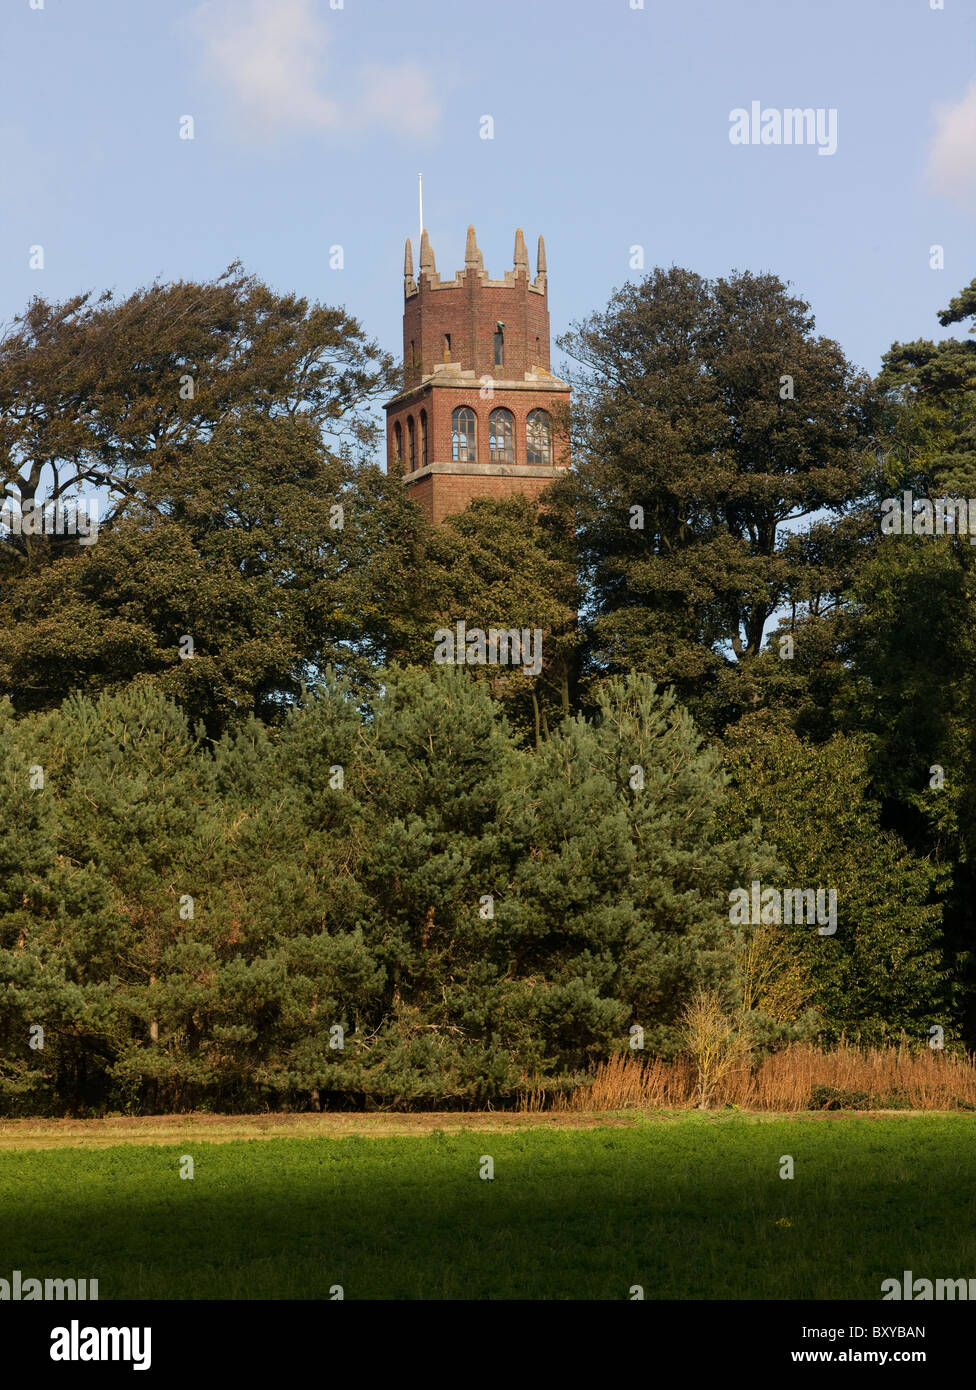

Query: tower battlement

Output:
[400, 226, 551, 388]
[405, 225, 547, 295]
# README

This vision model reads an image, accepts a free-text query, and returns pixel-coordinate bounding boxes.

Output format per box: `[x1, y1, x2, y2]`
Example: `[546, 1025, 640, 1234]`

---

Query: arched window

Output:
[419, 409, 428, 469]
[489, 408, 515, 463]
[526, 409, 552, 465]
[407, 416, 416, 471]
[452, 406, 476, 462]
[393, 421, 403, 466]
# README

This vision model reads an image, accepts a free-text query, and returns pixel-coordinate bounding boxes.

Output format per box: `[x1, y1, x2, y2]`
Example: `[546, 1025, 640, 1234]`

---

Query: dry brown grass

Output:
[522, 1043, 976, 1112]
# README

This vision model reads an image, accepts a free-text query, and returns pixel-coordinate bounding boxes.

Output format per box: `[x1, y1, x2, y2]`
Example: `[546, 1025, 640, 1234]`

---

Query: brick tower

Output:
[384, 225, 571, 525]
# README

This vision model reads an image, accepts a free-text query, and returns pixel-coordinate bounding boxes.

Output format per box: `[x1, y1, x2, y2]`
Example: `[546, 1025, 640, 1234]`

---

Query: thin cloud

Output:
[189, 0, 440, 140]
[357, 62, 441, 141]
[928, 80, 976, 202]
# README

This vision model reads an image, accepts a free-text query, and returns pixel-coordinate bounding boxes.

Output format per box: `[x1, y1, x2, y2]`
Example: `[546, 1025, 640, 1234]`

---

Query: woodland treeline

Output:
[0, 262, 972, 1113]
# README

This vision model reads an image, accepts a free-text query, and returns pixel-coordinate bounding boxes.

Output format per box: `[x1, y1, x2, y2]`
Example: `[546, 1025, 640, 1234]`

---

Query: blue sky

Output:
[3, 0, 975, 407]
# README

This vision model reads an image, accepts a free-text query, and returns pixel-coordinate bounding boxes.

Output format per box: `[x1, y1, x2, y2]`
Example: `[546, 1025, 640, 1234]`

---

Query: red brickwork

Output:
[402, 270, 551, 386]
[400, 470, 560, 528]
[384, 226, 571, 525]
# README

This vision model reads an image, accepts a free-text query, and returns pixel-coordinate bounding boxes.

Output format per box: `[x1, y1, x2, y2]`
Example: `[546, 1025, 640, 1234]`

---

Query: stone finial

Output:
[419, 228, 436, 275]
[404, 237, 418, 295]
[464, 224, 483, 270]
[537, 235, 547, 276]
[513, 227, 529, 275]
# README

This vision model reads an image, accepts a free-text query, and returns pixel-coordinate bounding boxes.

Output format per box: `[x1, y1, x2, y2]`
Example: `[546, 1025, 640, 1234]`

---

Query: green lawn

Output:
[2, 1112, 975, 1299]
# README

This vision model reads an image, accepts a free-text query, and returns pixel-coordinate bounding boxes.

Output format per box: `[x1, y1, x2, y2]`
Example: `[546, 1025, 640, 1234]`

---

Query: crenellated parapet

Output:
[403, 225, 547, 299]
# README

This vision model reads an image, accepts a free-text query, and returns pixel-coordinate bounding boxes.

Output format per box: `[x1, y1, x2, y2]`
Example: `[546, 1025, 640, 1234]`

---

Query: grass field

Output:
[1, 1111, 974, 1300]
